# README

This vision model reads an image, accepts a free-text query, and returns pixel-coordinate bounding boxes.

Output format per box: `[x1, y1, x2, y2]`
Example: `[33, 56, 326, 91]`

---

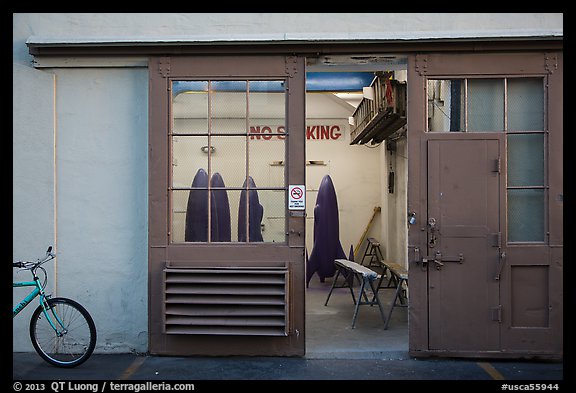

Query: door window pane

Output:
[507, 134, 544, 187]
[210, 136, 247, 187]
[171, 136, 208, 188]
[467, 79, 504, 132]
[172, 81, 208, 134]
[212, 82, 247, 134]
[256, 189, 286, 243]
[508, 78, 544, 131]
[507, 189, 545, 242]
[427, 79, 465, 132]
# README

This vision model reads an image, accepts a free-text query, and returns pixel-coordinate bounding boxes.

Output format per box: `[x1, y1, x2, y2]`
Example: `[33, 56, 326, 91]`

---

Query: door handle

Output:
[433, 258, 444, 270]
[427, 217, 438, 248]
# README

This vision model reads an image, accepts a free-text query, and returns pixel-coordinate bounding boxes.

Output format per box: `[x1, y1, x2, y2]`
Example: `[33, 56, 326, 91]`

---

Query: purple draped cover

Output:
[306, 175, 348, 286]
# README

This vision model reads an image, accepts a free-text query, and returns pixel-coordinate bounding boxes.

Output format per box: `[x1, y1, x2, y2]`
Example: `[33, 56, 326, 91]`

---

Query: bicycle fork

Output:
[39, 295, 68, 337]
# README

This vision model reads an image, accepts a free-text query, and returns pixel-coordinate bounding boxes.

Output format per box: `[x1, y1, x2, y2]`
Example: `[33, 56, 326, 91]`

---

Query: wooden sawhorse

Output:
[324, 259, 387, 328]
[375, 260, 408, 330]
[360, 237, 384, 268]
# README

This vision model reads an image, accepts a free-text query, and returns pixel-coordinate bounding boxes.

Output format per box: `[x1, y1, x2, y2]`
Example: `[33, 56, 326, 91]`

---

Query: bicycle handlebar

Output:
[13, 246, 55, 270]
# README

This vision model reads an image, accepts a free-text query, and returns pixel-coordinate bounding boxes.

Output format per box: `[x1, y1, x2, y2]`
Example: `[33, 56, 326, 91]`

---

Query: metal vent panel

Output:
[164, 267, 288, 336]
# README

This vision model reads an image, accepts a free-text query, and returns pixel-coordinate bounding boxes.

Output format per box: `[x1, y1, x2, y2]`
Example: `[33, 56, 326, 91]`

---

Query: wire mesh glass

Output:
[507, 188, 545, 242]
[507, 134, 544, 187]
[211, 81, 247, 134]
[467, 79, 504, 132]
[172, 81, 208, 134]
[171, 136, 208, 188]
[210, 136, 247, 188]
[170, 79, 287, 243]
[252, 189, 286, 243]
[507, 78, 544, 132]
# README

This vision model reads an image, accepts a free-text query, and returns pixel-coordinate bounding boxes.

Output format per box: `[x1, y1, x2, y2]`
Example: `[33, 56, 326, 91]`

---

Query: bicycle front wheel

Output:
[29, 297, 96, 368]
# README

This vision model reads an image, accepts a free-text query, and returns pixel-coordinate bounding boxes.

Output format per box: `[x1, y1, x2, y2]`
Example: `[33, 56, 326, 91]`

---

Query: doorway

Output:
[302, 55, 410, 357]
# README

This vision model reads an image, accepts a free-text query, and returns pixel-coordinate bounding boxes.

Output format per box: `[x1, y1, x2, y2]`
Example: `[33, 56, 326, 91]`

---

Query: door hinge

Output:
[491, 305, 502, 323]
[492, 232, 502, 248]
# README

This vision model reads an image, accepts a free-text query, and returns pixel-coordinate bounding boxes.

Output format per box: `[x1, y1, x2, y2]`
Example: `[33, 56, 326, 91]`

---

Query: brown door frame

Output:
[407, 52, 563, 359]
[148, 55, 307, 356]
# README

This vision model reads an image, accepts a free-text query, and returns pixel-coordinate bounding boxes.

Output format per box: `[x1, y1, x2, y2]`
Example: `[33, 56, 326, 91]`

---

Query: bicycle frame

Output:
[13, 276, 66, 336]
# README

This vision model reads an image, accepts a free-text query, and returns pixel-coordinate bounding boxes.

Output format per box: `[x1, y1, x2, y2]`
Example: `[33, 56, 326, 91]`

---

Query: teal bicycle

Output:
[13, 246, 96, 367]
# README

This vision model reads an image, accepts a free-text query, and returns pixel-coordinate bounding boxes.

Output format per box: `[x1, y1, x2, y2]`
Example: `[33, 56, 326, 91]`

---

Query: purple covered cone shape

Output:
[185, 169, 232, 242]
[238, 176, 264, 242]
[210, 172, 231, 242]
[185, 168, 210, 242]
[306, 175, 346, 286]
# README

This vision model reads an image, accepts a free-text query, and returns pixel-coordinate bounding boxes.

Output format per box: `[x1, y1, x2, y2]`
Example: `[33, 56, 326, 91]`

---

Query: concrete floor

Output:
[305, 271, 408, 359]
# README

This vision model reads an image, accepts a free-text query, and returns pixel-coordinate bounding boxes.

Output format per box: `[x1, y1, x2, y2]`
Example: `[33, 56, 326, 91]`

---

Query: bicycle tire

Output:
[29, 297, 96, 368]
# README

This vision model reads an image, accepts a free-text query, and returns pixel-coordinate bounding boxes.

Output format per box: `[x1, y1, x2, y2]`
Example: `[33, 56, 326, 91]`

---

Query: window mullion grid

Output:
[464, 79, 468, 132]
[505, 77, 547, 244]
[504, 78, 508, 132]
[245, 80, 250, 243]
[543, 76, 550, 244]
[207, 80, 213, 243]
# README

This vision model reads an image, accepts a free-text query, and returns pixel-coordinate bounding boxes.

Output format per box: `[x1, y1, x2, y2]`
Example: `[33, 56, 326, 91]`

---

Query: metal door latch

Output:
[433, 250, 464, 270]
[415, 250, 464, 270]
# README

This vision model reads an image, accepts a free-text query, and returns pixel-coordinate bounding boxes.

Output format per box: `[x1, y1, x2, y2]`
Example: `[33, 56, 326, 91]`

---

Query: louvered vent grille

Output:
[164, 267, 288, 336]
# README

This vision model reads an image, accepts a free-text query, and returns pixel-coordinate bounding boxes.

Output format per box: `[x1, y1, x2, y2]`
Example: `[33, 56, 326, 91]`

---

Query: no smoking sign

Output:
[288, 185, 306, 210]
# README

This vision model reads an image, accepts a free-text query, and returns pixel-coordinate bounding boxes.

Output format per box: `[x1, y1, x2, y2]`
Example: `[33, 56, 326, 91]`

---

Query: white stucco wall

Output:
[14, 13, 150, 352]
[380, 135, 409, 267]
[54, 68, 149, 352]
[13, 13, 562, 353]
[13, 64, 56, 352]
[13, 66, 148, 353]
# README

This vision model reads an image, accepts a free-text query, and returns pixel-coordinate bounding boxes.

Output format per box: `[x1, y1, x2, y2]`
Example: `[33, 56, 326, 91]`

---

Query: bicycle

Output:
[13, 246, 96, 367]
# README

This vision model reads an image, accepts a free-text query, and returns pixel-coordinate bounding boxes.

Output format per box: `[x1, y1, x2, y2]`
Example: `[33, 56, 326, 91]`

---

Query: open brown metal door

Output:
[148, 56, 306, 356]
[408, 52, 563, 358]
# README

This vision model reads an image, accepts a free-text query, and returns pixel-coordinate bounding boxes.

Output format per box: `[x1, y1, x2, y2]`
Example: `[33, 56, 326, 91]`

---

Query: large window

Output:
[427, 77, 546, 243]
[170, 80, 287, 243]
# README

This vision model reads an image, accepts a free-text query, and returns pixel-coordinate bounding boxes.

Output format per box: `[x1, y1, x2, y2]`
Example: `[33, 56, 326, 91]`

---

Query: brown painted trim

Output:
[28, 39, 562, 57]
[406, 54, 428, 353]
[409, 349, 562, 361]
[547, 52, 563, 246]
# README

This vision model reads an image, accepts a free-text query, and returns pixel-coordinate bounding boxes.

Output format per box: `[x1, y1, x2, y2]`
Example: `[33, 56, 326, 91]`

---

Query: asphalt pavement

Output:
[11, 352, 564, 388]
